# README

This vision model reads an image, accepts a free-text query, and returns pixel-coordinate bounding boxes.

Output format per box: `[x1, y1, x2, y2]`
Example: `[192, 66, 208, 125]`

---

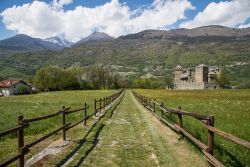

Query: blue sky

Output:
[0, 0, 249, 41]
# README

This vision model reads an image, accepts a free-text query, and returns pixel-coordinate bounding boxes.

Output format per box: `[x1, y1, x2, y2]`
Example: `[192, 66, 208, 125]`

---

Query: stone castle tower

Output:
[195, 64, 208, 83]
[174, 65, 183, 82]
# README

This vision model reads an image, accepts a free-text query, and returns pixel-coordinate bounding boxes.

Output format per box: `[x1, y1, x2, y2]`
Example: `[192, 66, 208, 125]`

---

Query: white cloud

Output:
[180, 0, 250, 29]
[1, 0, 194, 42]
[52, 0, 73, 9]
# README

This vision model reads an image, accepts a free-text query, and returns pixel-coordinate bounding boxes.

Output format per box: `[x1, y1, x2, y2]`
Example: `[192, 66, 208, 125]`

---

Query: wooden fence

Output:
[0, 89, 124, 167]
[132, 91, 250, 167]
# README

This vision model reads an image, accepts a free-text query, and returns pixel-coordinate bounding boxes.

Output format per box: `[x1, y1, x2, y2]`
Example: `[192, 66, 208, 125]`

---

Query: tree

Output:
[87, 67, 112, 89]
[216, 71, 231, 88]
[165, 74, 173, 89]
[33, 66, 80, 91]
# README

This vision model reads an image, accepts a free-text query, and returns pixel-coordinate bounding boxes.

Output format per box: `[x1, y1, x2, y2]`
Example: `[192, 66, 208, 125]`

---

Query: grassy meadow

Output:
[30, 91, 208, 167]
[134, 89, 250, 167]
[0, 90, 116, 164]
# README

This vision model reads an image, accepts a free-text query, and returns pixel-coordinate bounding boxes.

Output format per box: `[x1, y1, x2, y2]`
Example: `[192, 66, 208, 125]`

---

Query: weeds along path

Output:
[54, 91, 208, 167]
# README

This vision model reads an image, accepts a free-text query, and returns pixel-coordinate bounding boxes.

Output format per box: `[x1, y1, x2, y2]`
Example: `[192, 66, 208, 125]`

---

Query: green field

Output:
[0, 90, 115, 164]
[26, 90, 208, 167]
[134, 89, 250, 167]
[0, 89, 249, 166]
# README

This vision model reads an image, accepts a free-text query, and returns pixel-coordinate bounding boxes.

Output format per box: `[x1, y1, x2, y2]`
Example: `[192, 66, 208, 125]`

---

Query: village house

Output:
[0, 80, 32, 96]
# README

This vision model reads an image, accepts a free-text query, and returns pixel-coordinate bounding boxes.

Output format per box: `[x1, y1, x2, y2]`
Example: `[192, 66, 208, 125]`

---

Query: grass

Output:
[0, 90, 116, 165]
[134, 89, 250, 167]
[46, 90, 208, 167]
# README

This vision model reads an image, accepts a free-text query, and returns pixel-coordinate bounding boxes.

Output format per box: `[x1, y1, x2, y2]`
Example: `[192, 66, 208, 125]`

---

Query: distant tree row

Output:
[33, 66, 124, 91]
[33, 67, 80, 91]
[32, 66, 174, 91]
[25, 65, 238, 91]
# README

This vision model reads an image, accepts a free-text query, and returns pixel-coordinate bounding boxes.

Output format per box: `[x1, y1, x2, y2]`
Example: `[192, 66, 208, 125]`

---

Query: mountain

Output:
[119, 25, 250, 39]
[44, 36, 73, 47]
[0, 25, 250, 86]
[76, 32, 115, 44]
[0, 34, 63, 54]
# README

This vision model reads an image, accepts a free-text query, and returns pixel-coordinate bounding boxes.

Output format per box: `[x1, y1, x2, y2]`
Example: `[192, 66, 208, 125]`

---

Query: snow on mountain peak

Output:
[45, 35, 73, 47]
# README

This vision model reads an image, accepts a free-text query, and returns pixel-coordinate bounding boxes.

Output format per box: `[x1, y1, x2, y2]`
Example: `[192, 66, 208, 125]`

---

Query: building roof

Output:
[210, 66, 218, 69]
[0, 80, 28, 88]
[196, 64, 208, 67]
[175, 65, 183, 71]
[208, 71, 216, 75]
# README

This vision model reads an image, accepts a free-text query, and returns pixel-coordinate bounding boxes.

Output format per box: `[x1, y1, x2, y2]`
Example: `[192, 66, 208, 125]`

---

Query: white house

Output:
[0, 80, 31, 96]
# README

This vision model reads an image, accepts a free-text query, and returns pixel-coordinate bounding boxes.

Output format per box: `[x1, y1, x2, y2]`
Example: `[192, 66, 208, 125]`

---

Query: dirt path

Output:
[60, 90, 209, 167]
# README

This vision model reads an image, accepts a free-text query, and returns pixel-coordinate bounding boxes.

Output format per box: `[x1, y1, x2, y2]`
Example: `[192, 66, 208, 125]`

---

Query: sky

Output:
[0, 0, 250, 42]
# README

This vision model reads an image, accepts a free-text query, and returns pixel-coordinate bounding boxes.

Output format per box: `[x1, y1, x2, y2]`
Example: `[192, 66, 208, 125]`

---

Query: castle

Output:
[173, 64, 220, 90]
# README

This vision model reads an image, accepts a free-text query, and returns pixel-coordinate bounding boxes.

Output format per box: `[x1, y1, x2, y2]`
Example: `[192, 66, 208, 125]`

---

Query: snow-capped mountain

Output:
[45, 36, 73, 47]
[0, 34, 64, 53]
[76, 32, 115, 44]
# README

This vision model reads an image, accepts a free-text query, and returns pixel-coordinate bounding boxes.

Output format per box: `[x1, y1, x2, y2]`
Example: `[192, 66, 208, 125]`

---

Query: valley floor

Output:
[52, 90, 208, 167]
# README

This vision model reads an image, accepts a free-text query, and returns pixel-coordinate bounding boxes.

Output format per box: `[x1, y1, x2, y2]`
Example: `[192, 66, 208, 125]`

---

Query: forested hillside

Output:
[1, 26, 250, 87]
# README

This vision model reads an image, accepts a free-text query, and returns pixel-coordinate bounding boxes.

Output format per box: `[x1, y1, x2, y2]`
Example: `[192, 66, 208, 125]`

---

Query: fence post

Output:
[84, 103, 87, 126]
[149, 98, 152, 109]
[207, 116, 214, 154]
[99, 98, 102, 112]
[177, 106, 183, 137]
[161, 102, 164, 118]
[153, 99, 156, 113]
[62, 106, 66, 140]
[94, 99, 97, 116]
[17, 115, 24, 167]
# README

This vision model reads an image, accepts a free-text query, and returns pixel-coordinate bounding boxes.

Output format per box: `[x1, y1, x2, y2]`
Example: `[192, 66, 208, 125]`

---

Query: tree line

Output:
[32, 66, 172, 91]
[33, 66, 127, 91]
[1, 65, 234, 91]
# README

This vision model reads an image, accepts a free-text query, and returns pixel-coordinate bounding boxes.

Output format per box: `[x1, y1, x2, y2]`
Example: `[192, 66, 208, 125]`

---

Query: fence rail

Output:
[0, 89, 124, 167]
[132, 91, 250, 167]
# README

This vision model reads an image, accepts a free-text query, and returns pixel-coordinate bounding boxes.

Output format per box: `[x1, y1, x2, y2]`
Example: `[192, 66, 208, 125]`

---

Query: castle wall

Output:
[174, 82, 218, 90]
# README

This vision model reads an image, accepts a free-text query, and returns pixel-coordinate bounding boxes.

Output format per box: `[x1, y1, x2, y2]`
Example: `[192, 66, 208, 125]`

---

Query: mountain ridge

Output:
[119, 25, 250, 39]
[1, 25, 250, 53]
[0, 34, 64, 54]
[76, 32, 115, 44]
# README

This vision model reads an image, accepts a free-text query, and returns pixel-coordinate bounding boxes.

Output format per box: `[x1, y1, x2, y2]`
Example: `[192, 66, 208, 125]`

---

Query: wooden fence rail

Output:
[132, 91, 250, 167]
[0, 89, 124, 167]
